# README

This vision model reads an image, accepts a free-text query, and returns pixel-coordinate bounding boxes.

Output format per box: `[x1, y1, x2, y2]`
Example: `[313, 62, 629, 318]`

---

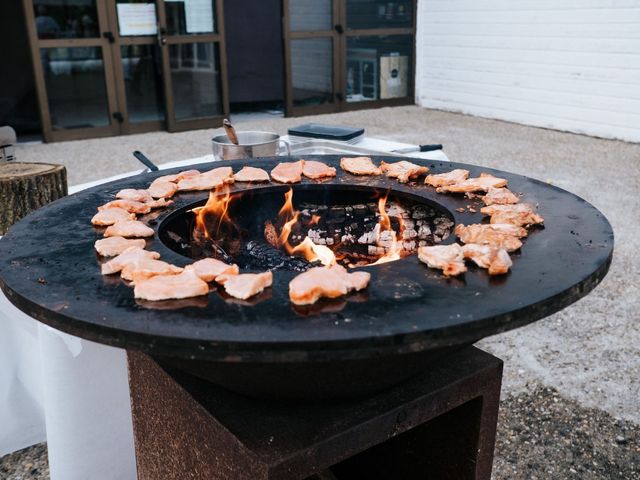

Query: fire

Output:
[368, 193, 404, 266]
[192, 184, 234, 240]
[276, 188, 336, 266]
[291, 237, 336, 266]
[308, 214, 321, 226]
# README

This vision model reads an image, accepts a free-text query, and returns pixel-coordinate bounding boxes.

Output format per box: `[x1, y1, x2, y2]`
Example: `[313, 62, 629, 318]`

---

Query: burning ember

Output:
[189, 186, 453, 270]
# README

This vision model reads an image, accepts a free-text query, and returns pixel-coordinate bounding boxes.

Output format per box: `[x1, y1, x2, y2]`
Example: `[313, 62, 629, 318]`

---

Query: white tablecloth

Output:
[0, 139, 448, 477]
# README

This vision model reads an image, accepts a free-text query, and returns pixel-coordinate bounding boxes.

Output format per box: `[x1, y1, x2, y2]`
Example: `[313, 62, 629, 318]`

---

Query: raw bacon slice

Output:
[94, 237, 146, 257]
[380, 160, 429, 183]
[220, 271, 273, 300]
[99, 199, 151, 214]
[177, 167, 234, 191]
[482, 187, 519, 206]
[289, 265, 370, 305]
[454, 224, 523, 252]
[340, 157, 381, 176]
[437, 173, 507, 193]
[91, 207, 135, 226]
[116, 189, 154, 203]
[121, 258, 183, 281]
[424, 169, 470, 187]
[104, 220, 155, 238]
[191, 258, 239, 282]
[417, 244, 467, 277]
[271, 160, 304, 183]
[101, 247, 160, 275]
[234, 166, 270, 183]
[148, 179, 178, 199]
[302, 160, 336, 180]
[462, 244, 512, 276]
[133, 267, 209, 301]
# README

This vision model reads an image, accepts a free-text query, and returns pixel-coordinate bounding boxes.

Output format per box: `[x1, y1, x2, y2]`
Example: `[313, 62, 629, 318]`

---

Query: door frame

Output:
[22, 0, 121, 142]
[282, 0, 417, 118]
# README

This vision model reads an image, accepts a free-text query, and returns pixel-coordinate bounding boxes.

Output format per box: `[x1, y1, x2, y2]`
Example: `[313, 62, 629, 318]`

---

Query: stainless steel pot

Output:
[212, 131, 290, 161]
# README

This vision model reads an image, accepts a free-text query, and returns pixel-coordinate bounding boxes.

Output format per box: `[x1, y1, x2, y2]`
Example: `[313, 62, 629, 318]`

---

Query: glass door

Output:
[156, 0, 229, 132]
[283, 0, 341, 116]
[109, 0, 166, 135]
[23, 0, 121, 142]
[343, 0, 416, 109]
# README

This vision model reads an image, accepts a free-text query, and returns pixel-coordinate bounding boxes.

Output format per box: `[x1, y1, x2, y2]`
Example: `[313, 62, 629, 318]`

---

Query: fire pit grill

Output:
[0, 155, 613, 398]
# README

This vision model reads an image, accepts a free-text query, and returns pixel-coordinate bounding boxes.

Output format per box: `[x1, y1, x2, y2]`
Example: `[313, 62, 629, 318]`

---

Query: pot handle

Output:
[277, 139, 291, 156]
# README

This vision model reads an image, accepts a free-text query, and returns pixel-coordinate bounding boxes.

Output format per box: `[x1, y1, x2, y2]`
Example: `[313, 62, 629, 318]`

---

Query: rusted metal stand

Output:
[127, 347, 503, 480]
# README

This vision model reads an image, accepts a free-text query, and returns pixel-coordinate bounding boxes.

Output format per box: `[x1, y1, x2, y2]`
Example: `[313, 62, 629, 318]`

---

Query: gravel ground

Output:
[5, 106, 640, 478]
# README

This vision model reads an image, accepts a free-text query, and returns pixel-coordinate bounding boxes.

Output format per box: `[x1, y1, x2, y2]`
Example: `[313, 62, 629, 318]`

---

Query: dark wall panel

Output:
[0, 2, 41, 136]
[223, 0, 284, 104]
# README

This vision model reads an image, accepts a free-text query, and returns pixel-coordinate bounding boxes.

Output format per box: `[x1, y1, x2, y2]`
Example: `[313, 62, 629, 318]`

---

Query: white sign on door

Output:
[185, 0, 215, 34]
[117, 3, 157, 36]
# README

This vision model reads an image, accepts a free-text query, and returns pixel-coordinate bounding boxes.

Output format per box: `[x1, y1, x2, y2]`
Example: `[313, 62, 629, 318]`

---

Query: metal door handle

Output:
[157, 26, 167, 46]
[102, 31, 115, 43]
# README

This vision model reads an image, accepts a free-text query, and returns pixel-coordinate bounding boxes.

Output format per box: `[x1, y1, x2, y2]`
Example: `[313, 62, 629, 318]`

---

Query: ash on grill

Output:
[269, 200, 453, 267]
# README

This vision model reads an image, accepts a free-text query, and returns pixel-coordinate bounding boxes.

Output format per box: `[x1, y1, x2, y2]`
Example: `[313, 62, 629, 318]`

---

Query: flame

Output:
[192, 184, 234, 239]
[368, 194, 404, 266]
[309, 214, 321, 226]
[291, 237, 336, 266]
[275, 188, 336, 266]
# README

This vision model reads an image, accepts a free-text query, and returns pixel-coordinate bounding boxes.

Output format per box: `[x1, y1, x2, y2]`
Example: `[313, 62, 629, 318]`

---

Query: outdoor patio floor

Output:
[3, 106, 639, 479]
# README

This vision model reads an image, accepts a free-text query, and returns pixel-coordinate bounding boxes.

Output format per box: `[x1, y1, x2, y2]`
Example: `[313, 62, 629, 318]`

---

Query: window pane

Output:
[169, 43, 222, 120]
[289, 0, 331, 32]
[121, 45, 165, 123]
[291, 38, 333, 107]
[165, 0, 216, 35]
[346, 35, 412, 103]
[346, 0, 413, 30]
[33, 0, 99, 39]
[41, 47, 110, 129]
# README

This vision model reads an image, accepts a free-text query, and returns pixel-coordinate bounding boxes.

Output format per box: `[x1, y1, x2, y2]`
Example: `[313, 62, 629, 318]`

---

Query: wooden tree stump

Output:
[0, 162, 68, 235]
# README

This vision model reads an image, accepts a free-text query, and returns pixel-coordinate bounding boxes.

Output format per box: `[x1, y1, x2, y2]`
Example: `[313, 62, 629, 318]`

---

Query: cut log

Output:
[0, 162, 67, 235]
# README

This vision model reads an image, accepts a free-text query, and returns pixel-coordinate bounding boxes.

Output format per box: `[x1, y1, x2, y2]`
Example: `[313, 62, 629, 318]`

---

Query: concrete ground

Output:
[3, 106, 639, 478]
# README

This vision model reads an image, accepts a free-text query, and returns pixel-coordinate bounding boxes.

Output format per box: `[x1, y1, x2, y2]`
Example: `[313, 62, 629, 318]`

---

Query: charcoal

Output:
[238, 241, 316, 272]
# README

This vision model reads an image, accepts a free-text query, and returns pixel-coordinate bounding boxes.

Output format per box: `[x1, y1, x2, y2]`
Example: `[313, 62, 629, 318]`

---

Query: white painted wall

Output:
[415, 0, 640, 143]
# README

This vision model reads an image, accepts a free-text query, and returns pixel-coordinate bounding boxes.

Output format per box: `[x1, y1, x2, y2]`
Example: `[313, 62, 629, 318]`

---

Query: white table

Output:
[0, 138, 449, 478]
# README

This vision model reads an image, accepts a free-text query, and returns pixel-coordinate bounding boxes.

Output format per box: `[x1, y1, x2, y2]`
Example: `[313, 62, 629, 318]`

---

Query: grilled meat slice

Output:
[94, 236, 146, 257]
[380, 160, 429, 183]
[234, 166, 270, 183]
[302, 160, 337, 179]
[289, 265, 370, 305]
[103, 220, 155, 238]
[462, 243, 512, 275]
[340, 157, 382, 176]
[219, 271, 273, 300]
[482, 187, 519, 206]
[101, 247, 160, 275]
[417, 244, 467, 277]
[191, 258, 239, 282]
[454, 224, 523, 252]
[437, 173, 507, 193]
[424, 169, 470, 187]
[133, 267, 209, 301]
[91, 207, 135, 226]
[271, 160, 304, 183]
